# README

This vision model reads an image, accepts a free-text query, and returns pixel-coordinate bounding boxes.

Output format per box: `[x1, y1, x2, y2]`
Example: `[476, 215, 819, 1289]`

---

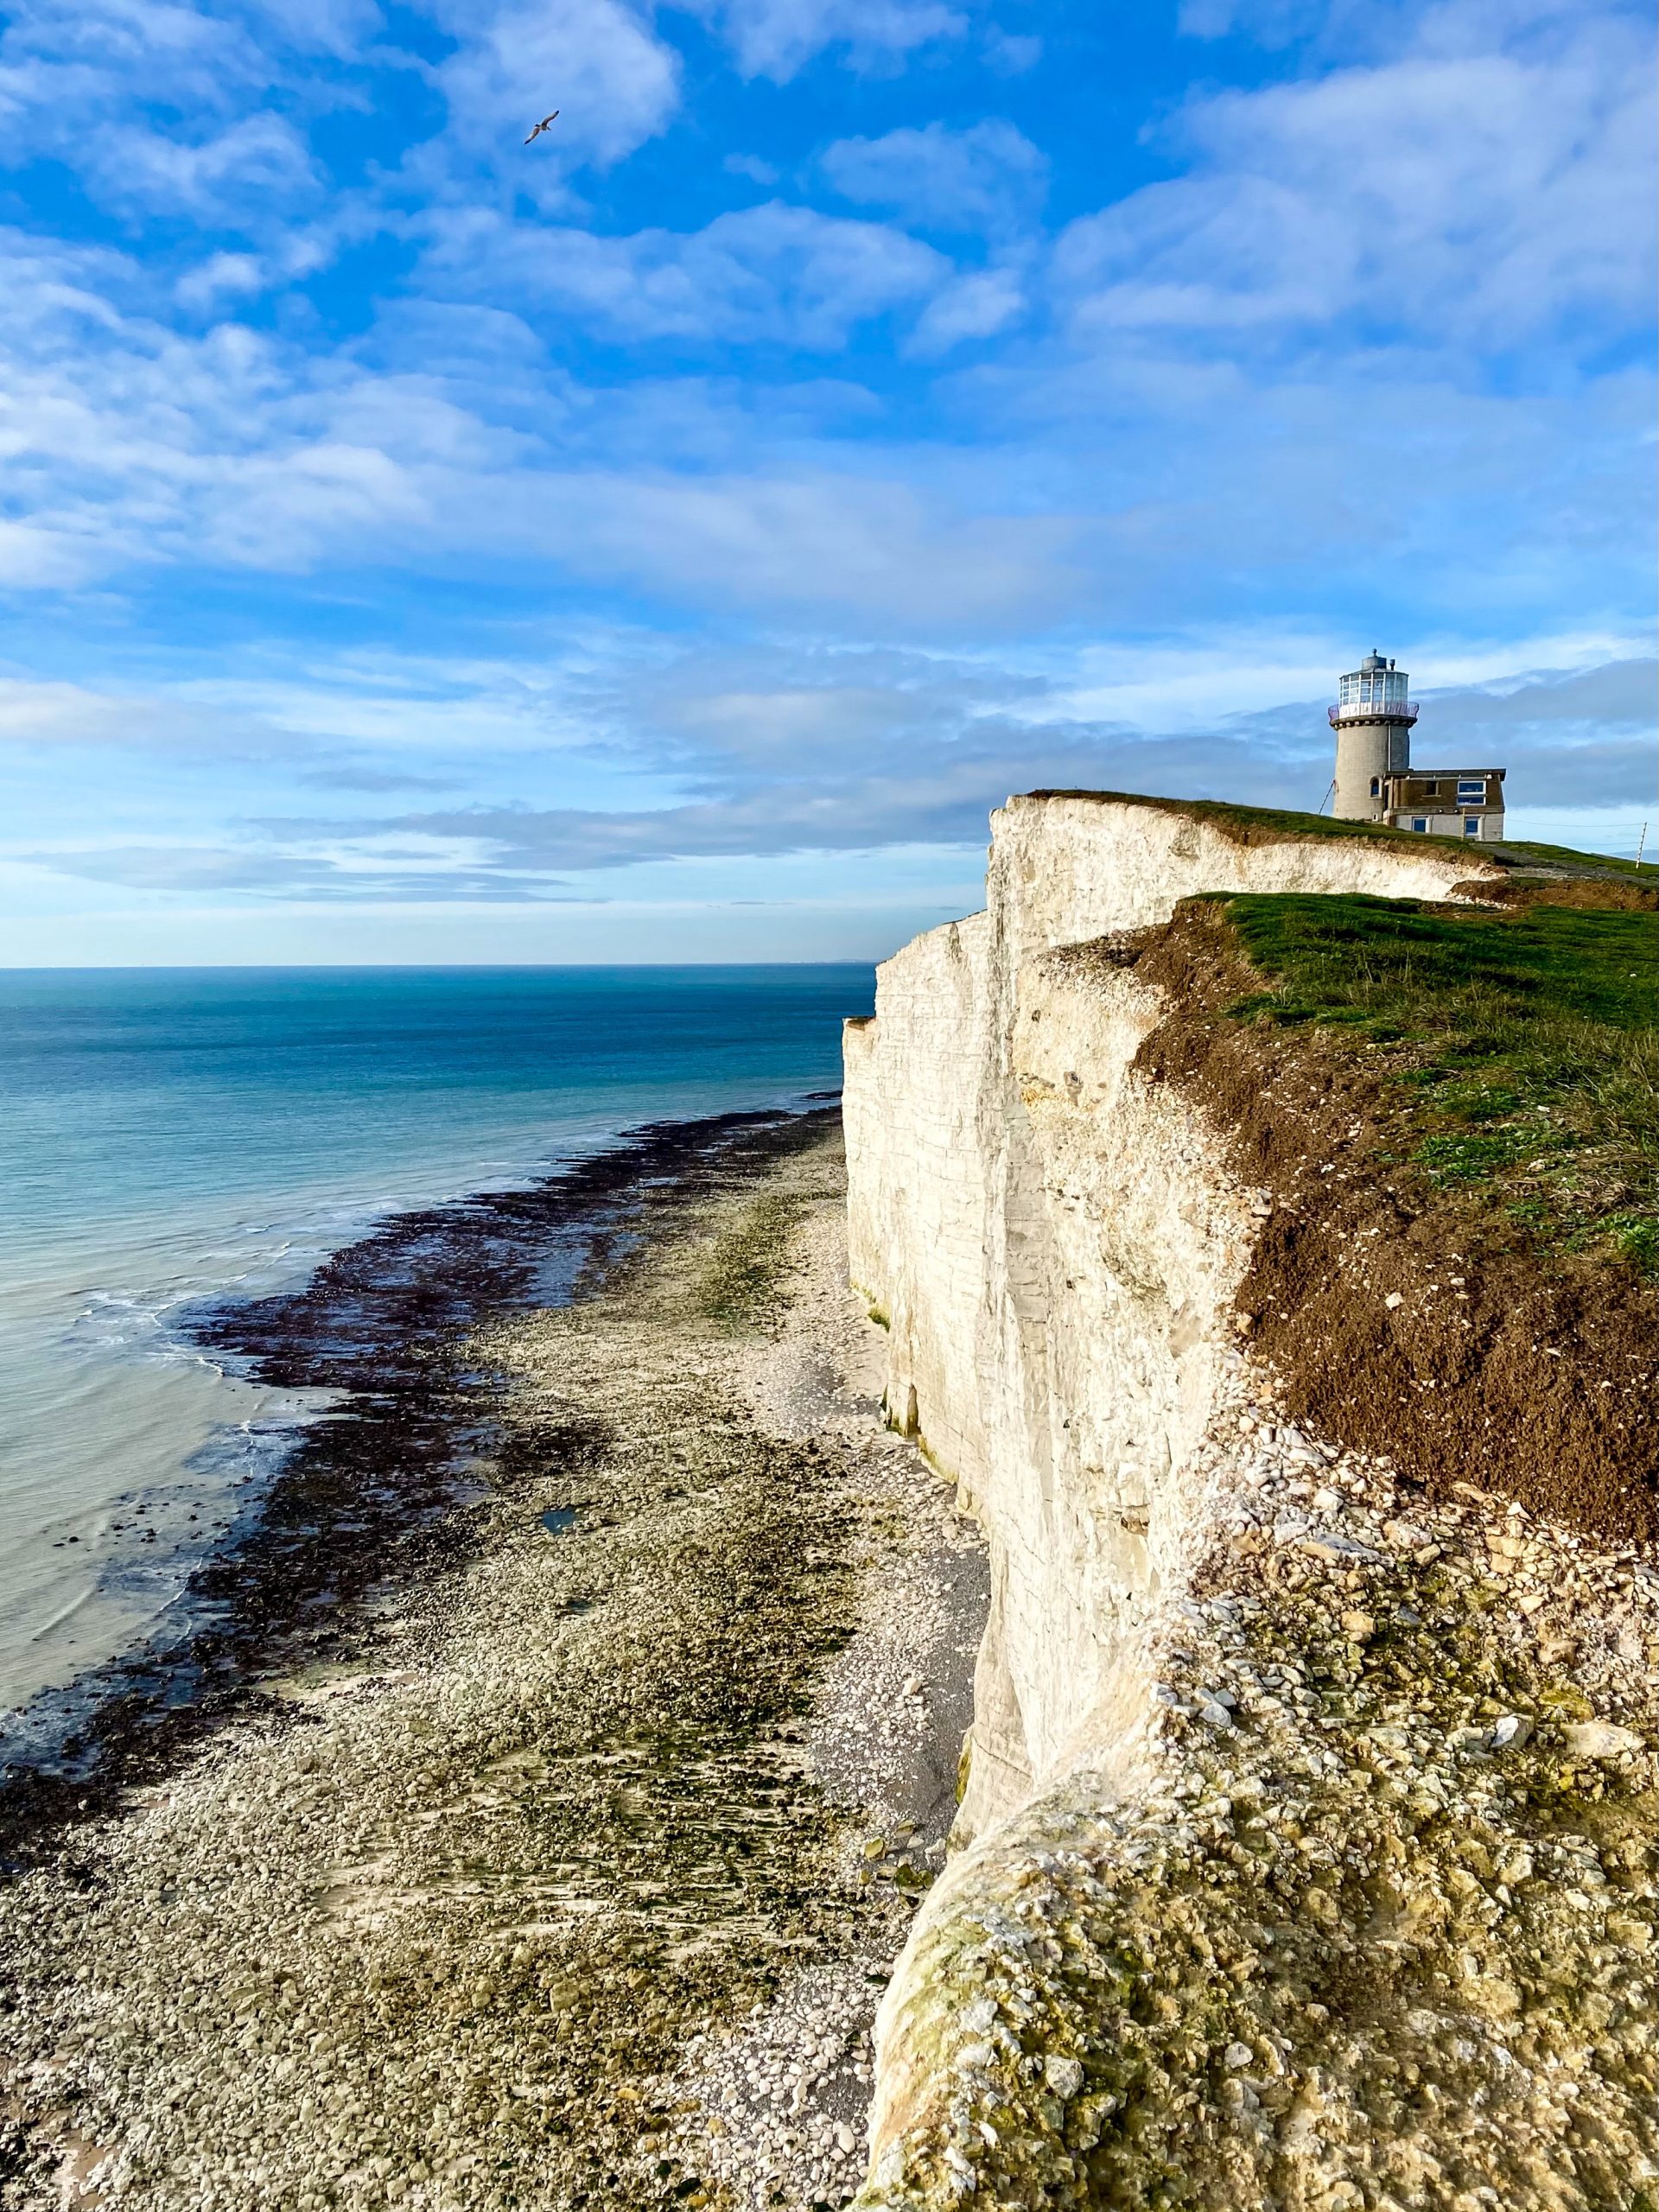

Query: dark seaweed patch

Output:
[0, 1106, 837, 1867]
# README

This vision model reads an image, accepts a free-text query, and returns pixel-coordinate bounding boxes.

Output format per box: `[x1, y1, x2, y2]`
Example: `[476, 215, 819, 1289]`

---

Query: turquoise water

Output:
[0, 967, 870, 1717]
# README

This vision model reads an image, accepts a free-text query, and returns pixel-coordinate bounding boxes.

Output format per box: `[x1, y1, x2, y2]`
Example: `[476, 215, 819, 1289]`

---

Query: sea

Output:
[0, 966, 872, 1739]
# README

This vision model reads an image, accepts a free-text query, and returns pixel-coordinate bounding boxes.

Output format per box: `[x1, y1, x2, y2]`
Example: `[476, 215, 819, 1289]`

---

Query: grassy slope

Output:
[1495, 840, 1655, 881]
[1023, 791, 1656, 882]
[1025, 789, 1477, 855]
[1214, 893, 1659, 1271]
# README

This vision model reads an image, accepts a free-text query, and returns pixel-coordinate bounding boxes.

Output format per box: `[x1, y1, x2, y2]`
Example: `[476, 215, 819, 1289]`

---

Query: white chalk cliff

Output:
[842, 797, 1656, 2210]
[845, 796, 1487, 1840]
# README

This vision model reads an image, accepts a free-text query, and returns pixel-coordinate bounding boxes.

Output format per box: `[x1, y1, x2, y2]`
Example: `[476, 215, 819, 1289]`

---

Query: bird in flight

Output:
[524, 111, 560, 143]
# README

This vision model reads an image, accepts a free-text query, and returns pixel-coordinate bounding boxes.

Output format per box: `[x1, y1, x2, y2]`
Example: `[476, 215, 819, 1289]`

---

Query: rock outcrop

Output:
[842, 796, 1656, 2210]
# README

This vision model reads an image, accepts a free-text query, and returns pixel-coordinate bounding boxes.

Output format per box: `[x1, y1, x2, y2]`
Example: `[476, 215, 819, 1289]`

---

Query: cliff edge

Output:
[842, 795, 1657, 2211]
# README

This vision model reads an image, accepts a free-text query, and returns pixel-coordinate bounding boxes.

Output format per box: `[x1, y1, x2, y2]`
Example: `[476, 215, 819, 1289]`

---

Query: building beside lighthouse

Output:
[1330, 652, 1506, 841]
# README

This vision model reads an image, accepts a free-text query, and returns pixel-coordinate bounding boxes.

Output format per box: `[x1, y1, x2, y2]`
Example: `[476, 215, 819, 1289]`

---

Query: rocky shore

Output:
[859, 1349, 1659, 2209]
[0, 1116, 986, 2210]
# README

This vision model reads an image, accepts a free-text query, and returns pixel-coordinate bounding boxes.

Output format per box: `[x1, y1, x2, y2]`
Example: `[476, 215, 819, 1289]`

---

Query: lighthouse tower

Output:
[1330, 651, 1416, 821]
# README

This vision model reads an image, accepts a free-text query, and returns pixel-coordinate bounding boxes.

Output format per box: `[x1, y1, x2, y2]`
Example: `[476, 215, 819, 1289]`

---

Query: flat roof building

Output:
[1330, 653, 1505, 842]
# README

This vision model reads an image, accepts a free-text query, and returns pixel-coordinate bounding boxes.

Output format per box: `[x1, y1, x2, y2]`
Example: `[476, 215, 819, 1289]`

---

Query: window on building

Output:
[1370, 777, 1381, 796]
[1422, 779, 1440, 796]
[1457, 779, 1485, 800]
[1411, 817, 1427, 833]
[1464, 817, 1479, 836]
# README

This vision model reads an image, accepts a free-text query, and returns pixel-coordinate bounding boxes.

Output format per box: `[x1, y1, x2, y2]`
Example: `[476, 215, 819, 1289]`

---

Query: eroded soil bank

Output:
[1122, 899, 1657, 1539]
[845, 889, 1658, 2212]
[0, 1119, 985, 2211]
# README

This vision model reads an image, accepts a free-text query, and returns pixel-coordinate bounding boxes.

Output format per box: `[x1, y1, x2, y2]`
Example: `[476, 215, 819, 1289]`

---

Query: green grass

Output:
[1026, 789, 1481, 855]
[1492, 840, 1656, 881]
[1213, 893, 1659, 1270]
[1024, 792, 1651, 883]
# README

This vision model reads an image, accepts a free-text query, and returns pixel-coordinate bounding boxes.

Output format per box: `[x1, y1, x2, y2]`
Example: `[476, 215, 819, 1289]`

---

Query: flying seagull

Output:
[524, 111, 560, 143]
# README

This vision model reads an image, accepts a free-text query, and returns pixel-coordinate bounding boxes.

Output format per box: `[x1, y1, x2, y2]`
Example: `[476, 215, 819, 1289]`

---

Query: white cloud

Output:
[81, 112, 323, 218]
[248, 0, 384, 56]
[0, 0, 673, 239]
[0, 0, 375, 212]
[509, 470, 1077, 620]
[205, 442, 435, 567]
[982, 27, 1040, 72]
[175, 252, 268, 308]
[0, 223, 1071, 614]
[823, 118, 1046, 232]
[0, 522, 110, 587]
[0, 650, 611, 766]
[0, 249, 412, 581]
[423, 0, 680, 173]
[685, 0, 966, 82]
[0, 674, 224, 747]
[724, 152, 780, 185]
[3, 625, 1649, 915]
[907, 264, 1026, 353]
[200, 644, 1659, 885]
[423, 201, 950, 348]
[1056, 4, 1655, 349]
[0, 0, 254, 127]
[1044, 626, 1656, 732]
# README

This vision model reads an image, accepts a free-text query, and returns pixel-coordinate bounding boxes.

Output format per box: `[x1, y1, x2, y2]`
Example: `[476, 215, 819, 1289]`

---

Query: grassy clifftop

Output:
[1218, 892, 1657, 1274]
[1020, 790, 1655, 886]
[1122, 883, 1656, 1539]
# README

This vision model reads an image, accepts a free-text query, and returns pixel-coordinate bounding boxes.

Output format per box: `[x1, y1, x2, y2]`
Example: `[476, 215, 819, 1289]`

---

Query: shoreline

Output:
[0, 1113, 987, 2209]
[0, 1105, 843, 1859]
[1, 959, 869, 1739]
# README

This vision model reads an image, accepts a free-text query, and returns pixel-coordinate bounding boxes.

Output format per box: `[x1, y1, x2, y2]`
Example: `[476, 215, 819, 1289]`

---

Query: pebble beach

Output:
[0, 1116, 986, 2210]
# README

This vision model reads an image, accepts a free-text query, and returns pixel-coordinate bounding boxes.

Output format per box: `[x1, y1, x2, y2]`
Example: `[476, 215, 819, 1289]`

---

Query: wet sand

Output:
[0, 1116, 986, 2210]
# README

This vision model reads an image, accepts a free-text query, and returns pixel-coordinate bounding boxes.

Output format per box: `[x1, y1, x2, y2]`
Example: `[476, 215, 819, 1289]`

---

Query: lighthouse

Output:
[1330, 652, 1415, 821]
[1329, 652, 1507, 842]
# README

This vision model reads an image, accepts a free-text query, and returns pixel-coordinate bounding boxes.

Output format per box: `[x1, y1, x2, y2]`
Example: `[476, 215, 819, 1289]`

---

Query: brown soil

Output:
[1103, 902, 1658, 1544]
[1452, 874, 1659, 912]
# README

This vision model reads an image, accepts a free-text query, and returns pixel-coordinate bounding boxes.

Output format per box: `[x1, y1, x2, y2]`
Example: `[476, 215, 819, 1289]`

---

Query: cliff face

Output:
[842, 798, 1657, 2211]
[843, 797, 1495, 1838]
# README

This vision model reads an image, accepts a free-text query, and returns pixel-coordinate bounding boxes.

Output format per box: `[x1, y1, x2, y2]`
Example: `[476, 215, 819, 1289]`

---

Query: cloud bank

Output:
[0, 0, 1652, 954]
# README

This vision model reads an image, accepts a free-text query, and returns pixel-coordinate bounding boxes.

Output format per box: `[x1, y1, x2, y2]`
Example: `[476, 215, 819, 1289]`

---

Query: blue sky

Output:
[0, 0, 1653, 962]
